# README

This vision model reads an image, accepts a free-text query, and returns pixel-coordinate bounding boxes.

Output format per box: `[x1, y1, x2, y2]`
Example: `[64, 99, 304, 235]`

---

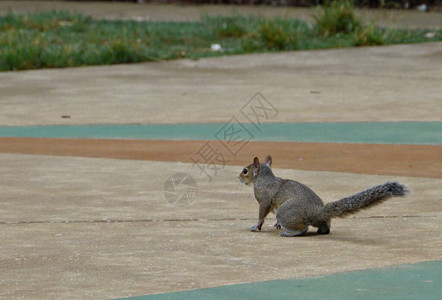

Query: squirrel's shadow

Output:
[267, 230, 384, 246]
[319, 234, 385, 246]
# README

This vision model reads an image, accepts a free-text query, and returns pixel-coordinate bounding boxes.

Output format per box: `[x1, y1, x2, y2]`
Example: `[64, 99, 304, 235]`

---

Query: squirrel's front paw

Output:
[249, 224, 261, 232]
[274, 222, 281, 229]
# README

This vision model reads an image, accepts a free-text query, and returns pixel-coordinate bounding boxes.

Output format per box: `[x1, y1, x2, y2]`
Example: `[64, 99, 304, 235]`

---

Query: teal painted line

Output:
[0, 122, 441, 145]
[118, 261, 441, 300]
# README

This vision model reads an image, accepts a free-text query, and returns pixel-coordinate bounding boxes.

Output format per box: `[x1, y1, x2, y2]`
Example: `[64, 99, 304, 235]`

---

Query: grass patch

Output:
[313, 0, 361, 36]
[354, 23, 387, 46]
[256, 18, 305, 50]
[0, 8, 441, 71]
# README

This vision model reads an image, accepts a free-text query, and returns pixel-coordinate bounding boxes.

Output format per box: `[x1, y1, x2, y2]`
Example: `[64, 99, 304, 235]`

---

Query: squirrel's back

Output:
[272, 179, 323, 208]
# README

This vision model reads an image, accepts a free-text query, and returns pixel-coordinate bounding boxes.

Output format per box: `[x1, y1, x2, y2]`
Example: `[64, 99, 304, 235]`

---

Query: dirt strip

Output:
[1, 137, 440, 178]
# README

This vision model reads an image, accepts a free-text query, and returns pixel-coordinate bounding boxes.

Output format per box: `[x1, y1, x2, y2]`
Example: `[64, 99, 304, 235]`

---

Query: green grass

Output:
[313, 0, 361, 36]
[0, 9, 441, 71]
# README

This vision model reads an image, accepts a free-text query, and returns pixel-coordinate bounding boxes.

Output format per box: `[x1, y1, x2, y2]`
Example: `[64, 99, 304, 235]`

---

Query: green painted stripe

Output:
[118, 261, 441, 300]
[0, 122, 441, 145]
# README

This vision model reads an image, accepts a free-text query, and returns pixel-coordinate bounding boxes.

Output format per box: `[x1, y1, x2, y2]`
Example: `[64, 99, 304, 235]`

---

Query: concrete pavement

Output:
[1, 43, 441, 126]
[1, 154, 441, 299]
[0, 40, 441, 298]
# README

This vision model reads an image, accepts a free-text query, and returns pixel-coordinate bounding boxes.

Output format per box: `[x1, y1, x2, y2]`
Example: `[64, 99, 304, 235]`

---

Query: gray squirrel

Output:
[239, 155, 409, 237]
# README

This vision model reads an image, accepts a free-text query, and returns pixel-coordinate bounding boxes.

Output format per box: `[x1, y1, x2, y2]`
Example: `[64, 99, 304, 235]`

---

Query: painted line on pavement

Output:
[118, 260, 441, 300]
[0, 122, 440, 145]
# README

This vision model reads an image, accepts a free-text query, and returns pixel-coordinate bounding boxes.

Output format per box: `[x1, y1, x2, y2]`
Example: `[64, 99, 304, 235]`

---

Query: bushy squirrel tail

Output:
[321, 182, 408, 220]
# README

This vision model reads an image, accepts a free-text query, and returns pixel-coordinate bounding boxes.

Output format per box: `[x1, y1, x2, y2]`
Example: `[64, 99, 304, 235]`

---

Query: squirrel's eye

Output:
[243, 169, 248, 175]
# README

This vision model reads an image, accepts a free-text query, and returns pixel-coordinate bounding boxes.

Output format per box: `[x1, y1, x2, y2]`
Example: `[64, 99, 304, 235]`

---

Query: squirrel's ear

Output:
[264, 155, 272, 167]
[253, 157, 260, 176]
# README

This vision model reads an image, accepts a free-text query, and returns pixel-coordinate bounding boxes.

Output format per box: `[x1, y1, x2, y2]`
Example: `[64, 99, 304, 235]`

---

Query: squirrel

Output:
[238, 155, 409, 237]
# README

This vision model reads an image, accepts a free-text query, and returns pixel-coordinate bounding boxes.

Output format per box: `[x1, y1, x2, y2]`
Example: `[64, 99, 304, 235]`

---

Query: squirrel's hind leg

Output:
[316, 220, 331, 234]
[274, 221, 281, 229]
[280, 226, 308, 237]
